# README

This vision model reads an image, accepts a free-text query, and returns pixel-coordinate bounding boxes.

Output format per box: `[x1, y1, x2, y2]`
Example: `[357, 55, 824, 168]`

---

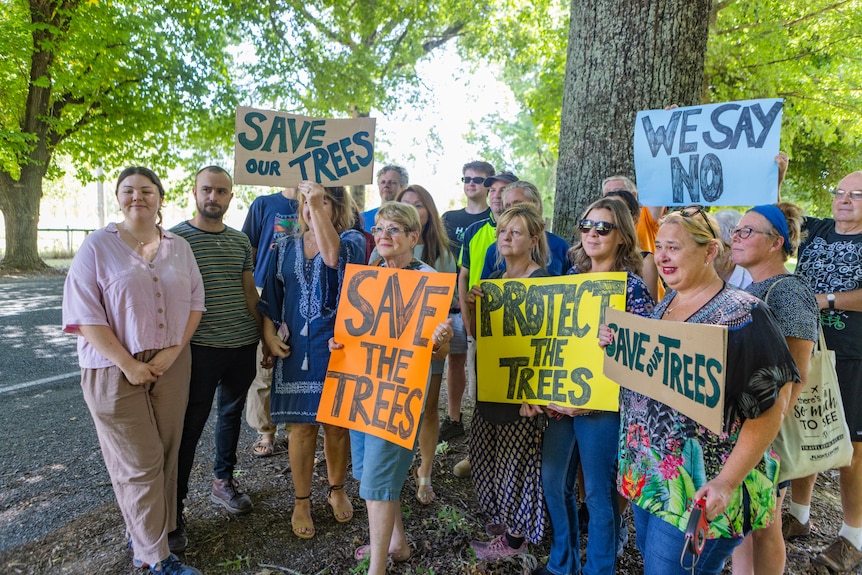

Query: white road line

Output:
[0, 371, 79, 394]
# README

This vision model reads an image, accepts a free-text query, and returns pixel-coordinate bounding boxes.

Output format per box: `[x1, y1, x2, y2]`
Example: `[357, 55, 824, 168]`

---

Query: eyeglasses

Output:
[675, 204, 717, 239]
[730, 226, 774, 239]
[371, 226, 409, 237]
[831, 189, 862, 201]
[578, 219, 616, 236]
[461, 176, 486, 184]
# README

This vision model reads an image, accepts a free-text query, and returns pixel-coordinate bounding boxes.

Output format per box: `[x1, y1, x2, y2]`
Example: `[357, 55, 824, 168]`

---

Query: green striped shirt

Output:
[170, 221, 259, 348]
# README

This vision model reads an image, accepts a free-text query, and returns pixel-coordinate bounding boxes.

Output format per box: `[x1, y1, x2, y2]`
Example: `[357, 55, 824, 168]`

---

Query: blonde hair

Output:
[298, 186, 355, 234]
[375, 201, 421, 233]
[495, 203, 549, 271]
[396, 185, 452, 266]
[661, 209, 723, 254]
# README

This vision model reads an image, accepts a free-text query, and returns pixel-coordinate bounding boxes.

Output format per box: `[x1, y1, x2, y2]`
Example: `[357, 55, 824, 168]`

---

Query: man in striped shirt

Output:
[170, 166, 261, 551]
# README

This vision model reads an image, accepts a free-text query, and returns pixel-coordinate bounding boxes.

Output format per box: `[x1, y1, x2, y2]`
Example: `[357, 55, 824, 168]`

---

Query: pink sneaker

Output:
[470, 534, 527, 561]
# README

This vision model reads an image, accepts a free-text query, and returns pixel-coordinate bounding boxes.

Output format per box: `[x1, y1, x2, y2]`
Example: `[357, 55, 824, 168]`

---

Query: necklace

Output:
[666, 280, 720, 315]
[121, 223, 158, 246]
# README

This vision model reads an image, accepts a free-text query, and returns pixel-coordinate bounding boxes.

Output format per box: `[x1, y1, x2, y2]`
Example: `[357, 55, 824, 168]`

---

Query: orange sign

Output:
[317, 264, 455, 448]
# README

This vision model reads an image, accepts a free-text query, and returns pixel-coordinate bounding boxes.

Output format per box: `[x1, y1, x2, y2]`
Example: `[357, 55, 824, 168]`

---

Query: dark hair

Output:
[604, 189, 640, 223]
[462, 161, 495, 177]
[396, 185, 452, 268]
[194, 165, 233, 187]
[115, 166, 165, 225]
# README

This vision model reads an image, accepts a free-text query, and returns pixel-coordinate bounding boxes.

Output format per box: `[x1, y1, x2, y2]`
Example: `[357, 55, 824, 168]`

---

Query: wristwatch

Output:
[827, 293, 836, 310]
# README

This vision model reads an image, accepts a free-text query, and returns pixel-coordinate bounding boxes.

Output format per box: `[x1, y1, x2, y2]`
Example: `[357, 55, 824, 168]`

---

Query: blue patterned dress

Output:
[258, 229, 366, 424]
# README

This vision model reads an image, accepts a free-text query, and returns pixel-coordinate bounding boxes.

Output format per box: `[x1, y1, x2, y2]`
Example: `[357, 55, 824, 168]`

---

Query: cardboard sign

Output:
[317, 264, 454, 449]
[602, 308, 728, 434]
[476, 273, 627, 411]
[633, 98, 783, 207]
[234, 106, 376, 187]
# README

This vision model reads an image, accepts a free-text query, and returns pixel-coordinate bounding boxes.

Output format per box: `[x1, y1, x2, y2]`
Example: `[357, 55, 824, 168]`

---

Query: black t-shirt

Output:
[442, 207, 491, 258]
[796, 217, 862, 359]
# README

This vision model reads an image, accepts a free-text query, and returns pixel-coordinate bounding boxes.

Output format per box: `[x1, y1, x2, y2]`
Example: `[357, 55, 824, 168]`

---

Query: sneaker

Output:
[168, 511, 188, 553]
[439, 415, 465, 442]
[149, 554, 202, 574]
[813, 536, 862, 572]
[453, 457, 471, 478]
[211, 477, 253, 515]
[470, 534, 527, 561]
[781, 512, 810, 539]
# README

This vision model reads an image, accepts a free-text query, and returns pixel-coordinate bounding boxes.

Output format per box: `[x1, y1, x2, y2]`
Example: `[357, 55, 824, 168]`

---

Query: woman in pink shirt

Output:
[62, 167, 205, 575]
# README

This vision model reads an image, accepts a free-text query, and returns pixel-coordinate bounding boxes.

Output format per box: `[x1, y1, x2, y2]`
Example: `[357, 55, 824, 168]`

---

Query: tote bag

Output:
[765, 278, 853, 482]
[769, 323, 853, 482]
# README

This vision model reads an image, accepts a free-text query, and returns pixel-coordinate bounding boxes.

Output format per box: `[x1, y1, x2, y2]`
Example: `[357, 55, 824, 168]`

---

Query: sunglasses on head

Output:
[674, 204, 717, 239]
[578, 219, 616, 236]
[461, 176, 485, 184]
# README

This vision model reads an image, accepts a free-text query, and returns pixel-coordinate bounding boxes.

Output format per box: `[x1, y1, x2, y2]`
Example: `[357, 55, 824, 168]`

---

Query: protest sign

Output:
[234, 106, 376, 187]
[633, 98, 783, 207]
[317, 264, 454, 449]
[476, 273, 627, 411]
[602, 308, 728, 434]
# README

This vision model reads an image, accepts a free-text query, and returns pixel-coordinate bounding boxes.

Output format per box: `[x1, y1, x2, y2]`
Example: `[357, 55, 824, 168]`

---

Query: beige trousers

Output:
[80, 346, 191, 566]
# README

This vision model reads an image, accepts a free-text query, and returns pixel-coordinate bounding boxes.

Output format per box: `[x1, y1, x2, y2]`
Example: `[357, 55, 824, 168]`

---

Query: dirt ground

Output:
[0, 399, 857, 575]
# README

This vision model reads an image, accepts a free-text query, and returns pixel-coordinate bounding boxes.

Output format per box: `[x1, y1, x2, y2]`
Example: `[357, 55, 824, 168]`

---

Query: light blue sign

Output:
[633, 99, 783, 207]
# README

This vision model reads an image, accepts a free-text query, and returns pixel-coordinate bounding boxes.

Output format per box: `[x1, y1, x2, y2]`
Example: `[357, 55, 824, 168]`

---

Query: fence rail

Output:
[36, 227, 96, 256]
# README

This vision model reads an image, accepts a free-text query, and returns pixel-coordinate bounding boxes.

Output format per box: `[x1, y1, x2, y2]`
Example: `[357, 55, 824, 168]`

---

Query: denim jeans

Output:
[632, 504, 742, 575]
[177, 343, 257, 507]
[541, 411, 620, 575]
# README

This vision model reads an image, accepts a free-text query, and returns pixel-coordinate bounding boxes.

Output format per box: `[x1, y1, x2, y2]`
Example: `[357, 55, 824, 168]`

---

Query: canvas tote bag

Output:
[766, 278, 854, 482]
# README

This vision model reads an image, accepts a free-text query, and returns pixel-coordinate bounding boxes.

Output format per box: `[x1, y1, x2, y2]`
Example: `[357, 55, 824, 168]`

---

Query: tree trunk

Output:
[0, 164, 48, 271]
[553, 0, 711, 242]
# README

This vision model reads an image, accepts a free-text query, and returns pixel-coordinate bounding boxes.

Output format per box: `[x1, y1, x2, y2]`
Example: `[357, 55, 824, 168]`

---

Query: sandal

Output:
[354, 543, 411, 563]
[414, 469, 435, 505]
[291, 494, 315, 539]
[327, 484, 354, 523]
[252, 433, 275, 458]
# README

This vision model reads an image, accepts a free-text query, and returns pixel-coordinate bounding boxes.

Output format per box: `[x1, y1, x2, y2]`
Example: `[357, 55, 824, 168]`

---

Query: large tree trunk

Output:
[553, 0, 711, 241]
[0, 165, 48, 271]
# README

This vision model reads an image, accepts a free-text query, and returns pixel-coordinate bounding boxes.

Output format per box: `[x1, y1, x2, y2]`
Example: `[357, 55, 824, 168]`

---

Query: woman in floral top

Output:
[602, 207, 799, 575]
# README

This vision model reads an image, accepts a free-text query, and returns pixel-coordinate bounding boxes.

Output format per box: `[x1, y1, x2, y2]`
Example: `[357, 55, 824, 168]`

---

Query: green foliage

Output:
[216, 554, 250, 571]
[242, 0, 495, 117]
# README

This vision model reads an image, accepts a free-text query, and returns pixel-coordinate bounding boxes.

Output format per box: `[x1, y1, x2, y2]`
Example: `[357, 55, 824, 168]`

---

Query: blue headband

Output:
[749, 204, 791, 254]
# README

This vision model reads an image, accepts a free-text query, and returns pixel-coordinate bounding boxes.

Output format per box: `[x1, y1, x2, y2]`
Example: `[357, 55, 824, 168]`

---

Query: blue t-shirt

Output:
[242, 193, 300, 287]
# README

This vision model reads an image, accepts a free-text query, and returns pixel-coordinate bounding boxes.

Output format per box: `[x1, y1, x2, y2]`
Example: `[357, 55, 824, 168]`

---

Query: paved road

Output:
[0, 275, 114, 552]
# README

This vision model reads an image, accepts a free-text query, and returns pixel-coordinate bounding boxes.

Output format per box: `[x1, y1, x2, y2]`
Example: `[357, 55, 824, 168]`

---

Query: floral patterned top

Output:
[617, 284, 800, 539]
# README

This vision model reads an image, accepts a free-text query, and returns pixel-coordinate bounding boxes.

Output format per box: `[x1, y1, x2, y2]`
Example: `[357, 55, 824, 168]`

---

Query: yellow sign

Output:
[603, 308, 728, 434]
[317, 264, 455, 449]
[476, 273, 627, 411]
[234, 106, 376, 187]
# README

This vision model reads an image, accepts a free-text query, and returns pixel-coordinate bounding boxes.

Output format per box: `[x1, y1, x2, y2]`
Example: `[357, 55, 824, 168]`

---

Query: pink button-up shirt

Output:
[63, 223, 205, 369]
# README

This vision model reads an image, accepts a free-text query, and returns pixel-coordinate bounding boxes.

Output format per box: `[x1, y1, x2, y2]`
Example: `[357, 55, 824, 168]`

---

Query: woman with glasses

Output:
[727, 203, 818, 575]
[529, 198, 654, 575]
[258, 181, 366, 539]
[332, 201, 454, 575]
[599, 205, 800, 575]
[604, 189, 661, 300]
[465, 203, 550, 562]
[393, 185, 457, 504]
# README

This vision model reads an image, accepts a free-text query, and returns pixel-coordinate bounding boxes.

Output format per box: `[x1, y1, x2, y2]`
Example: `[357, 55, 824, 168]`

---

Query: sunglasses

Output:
[461, 176, 486, 184]
[674, 204, 717, 239]
[578, 219, 616, 236]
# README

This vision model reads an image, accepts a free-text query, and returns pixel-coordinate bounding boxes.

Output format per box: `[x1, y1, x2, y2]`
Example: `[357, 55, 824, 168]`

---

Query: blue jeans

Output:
[541, 411, 620, 575]
[632, 505, 742, 575]
[177, 343, 257, 507]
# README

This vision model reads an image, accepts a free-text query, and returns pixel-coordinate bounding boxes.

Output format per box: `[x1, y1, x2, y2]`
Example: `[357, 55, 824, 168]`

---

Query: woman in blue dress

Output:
[259, 181, 366, 539]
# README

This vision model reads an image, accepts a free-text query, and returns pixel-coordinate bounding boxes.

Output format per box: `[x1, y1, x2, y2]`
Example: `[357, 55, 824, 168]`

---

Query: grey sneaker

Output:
[781, 512, 810, 539]
[149, 554, 202, 575]
[813, 536, 862, 572]
[211, 477, 252, 515]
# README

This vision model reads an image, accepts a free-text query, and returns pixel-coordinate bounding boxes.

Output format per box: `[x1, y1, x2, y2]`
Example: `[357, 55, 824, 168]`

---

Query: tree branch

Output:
[715, 1, 853, 35]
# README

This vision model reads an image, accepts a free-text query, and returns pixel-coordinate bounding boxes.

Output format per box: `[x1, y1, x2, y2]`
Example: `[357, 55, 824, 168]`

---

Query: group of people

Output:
[61, 158, 862, 575]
